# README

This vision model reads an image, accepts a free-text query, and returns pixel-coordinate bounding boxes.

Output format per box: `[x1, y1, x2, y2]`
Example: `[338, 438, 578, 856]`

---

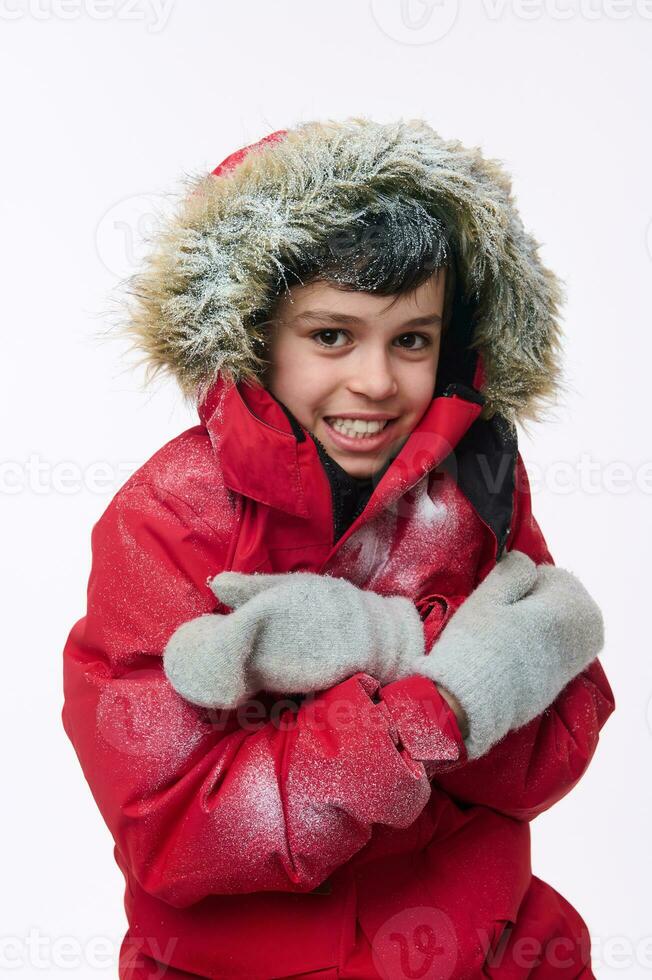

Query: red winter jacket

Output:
[61, 364, 615, 979]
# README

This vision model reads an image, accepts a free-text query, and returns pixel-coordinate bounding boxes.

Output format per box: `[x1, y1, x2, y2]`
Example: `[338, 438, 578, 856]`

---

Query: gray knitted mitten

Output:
[398, 550, 605, 760]
[163, 571, 426, 710]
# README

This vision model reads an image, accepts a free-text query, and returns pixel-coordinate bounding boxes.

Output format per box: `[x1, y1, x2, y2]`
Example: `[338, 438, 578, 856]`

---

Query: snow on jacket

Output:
[61, 119, 616, 979]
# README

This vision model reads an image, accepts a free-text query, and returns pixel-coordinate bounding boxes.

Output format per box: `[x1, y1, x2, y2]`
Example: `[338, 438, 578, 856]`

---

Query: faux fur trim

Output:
[116, 117, 566, 423]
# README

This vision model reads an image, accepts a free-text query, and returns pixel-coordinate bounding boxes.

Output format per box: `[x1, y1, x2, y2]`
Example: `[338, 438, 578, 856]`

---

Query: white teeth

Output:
[327, 417, 389, 437]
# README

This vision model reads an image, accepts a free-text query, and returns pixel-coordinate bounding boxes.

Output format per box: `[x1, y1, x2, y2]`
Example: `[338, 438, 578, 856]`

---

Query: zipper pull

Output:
[441, 382, 486, 406]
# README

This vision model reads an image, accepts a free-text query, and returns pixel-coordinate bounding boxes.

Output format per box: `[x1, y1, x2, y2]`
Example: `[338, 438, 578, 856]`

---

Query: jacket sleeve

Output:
[61, 480, 466, 908]
[433, 451, 616, 822]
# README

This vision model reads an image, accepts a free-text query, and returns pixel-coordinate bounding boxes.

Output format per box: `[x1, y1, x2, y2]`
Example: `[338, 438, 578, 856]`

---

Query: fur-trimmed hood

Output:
[117, 117, 566, 424]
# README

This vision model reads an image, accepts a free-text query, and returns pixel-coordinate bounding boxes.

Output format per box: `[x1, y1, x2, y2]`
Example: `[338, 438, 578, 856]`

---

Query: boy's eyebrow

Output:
[291, 310, 442, 328]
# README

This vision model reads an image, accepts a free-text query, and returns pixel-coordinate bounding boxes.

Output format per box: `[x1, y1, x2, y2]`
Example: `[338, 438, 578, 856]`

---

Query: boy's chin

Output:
[328, 445, 398, 480]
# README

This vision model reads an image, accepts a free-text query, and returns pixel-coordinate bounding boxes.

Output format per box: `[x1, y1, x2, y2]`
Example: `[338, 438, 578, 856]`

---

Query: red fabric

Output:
[211, 129, 288, 177]
[434, 455, 615, 823]
[62, 372, 614, 979]
[119, 876, 594, 979]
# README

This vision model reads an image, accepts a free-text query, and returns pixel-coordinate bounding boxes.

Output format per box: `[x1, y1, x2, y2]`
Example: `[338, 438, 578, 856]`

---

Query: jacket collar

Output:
[198, 375, 309, 516]
[197, 355, 487, 521]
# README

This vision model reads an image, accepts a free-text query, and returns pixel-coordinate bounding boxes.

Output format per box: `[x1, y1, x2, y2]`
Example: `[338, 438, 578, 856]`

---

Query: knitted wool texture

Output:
[163, 553, 605, 760]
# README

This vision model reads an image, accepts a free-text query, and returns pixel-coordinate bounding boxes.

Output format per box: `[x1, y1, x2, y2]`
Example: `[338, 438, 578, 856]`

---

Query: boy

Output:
[62, 118, 614, 978]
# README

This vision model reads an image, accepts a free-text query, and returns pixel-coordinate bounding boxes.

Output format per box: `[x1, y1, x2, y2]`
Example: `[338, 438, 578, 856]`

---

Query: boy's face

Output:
[262, 269, 446, 479]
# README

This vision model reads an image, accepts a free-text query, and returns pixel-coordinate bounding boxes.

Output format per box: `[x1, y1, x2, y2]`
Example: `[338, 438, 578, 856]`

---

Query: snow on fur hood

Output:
[116, 117, 565, 424]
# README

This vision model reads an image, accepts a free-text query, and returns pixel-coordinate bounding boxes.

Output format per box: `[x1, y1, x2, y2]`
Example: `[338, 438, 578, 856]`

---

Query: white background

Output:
[1, 1, 650, 977]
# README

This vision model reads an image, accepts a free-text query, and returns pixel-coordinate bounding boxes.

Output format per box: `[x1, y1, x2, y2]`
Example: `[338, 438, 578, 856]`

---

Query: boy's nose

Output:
[346, 353, 399, 401]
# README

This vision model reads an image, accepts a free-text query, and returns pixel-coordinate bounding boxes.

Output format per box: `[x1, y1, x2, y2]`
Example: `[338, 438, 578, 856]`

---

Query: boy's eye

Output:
[312, 329, 348, 348]
[311, 330, 431, 351]
[396, 333, 431, 350]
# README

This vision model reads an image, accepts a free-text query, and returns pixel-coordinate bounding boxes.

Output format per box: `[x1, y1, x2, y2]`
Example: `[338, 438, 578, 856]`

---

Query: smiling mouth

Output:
[323, 417, 398, 439]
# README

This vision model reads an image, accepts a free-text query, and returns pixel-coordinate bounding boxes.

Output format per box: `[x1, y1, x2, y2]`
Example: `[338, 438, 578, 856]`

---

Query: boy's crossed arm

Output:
[164, 450, 614, 826]
[63, 464, 613, 913]
[63, 480, 466, 907]
[164, 550, 603, 763]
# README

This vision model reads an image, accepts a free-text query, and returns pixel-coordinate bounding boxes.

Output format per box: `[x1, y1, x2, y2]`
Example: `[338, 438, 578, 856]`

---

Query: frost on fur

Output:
[114, 117, 566, 424]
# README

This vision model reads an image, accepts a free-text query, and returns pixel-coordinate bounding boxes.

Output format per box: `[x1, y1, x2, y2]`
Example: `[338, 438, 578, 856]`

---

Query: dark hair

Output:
[258, 201, 458, 334]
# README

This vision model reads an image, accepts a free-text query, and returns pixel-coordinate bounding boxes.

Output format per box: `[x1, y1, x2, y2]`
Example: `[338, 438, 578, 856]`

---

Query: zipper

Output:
[441, 382, 486, 406]
[312, 383, 502, 567]
[440, 383, 515, 561]
[310, 428, 390, 554]
[470, 489, 514, 562]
